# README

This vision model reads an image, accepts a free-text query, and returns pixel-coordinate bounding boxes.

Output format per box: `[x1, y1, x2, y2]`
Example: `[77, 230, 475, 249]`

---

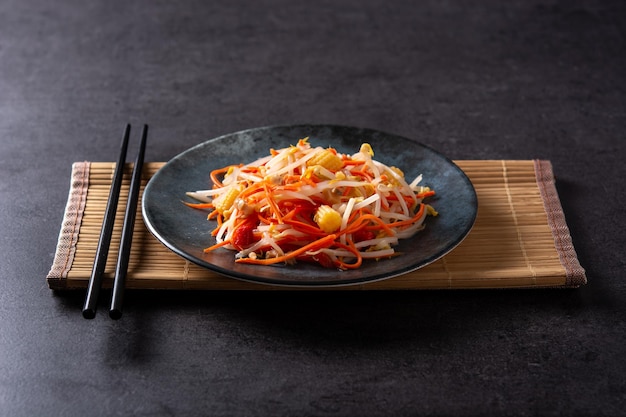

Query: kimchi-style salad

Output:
[185, 138, 437, 269]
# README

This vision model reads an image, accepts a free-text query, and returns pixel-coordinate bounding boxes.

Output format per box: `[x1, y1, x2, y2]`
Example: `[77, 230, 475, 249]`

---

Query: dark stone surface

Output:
[1, 0, 624, 416]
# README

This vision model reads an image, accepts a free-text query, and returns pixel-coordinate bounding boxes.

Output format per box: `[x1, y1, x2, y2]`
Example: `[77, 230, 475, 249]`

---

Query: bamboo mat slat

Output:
[46, 160, 586, 290]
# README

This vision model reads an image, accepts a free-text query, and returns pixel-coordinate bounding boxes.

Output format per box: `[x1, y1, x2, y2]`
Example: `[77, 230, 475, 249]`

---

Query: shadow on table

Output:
[53, 285, 591, 346]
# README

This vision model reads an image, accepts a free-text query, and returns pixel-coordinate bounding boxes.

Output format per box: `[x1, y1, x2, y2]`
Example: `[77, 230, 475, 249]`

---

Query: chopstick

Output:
[109, 125, 147, 319]
[82, 125, 131, 318]
[82, 124, 148, 319]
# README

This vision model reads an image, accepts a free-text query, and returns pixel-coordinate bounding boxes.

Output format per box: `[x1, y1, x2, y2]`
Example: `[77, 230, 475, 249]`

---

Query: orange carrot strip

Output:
[210, 165, 240, 188]
[284, 219, 327, 236]
[334, 240, 363, 269]
[237, 181, 265, 199]
[210, 214, 224, 236]
[351, 170, 372, 181]
[384, 204, 425, 229]
[278, 183, 305, 191]
[263, 182, 283, 223]
[302, 176, 318, 187]
[385, 193, 416, 206]
[358, 165, 373, 180]
[281, 174, 300, 185]
[343, 213, 395, 237]
[257, 212, 271, 224]
[203, 239, 231, 253]
[183, 201, 214, 209]
[281, 207, 299, 222]
[343, 159, 365, 166]
[236, 234, 337, 265]
[416, 190, 436, 199]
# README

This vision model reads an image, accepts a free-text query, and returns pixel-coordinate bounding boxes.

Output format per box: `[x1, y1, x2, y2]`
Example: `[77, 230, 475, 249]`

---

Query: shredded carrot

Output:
[210, 165, 239, 187]
[344, 213, 396, 237]
[284, 218, 328, 236]
[333, 239, 363, 269]
[302, 176, 318, 187]
[342, 159, 365, 166]
[385, 204, 426, 229]
[236, 234, 337, 265]
[263, 182, 283, 223]
[203, 239, 231, 253]
[416, 190, 436, 198]
[183, 201, 214, 209]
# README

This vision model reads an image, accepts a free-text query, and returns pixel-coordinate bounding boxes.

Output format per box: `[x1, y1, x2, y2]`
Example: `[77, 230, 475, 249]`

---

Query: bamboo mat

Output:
[46, 160, 586, 290]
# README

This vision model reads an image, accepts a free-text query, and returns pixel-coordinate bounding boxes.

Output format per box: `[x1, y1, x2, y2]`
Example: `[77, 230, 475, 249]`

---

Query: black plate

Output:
[142, 124, 477, 287]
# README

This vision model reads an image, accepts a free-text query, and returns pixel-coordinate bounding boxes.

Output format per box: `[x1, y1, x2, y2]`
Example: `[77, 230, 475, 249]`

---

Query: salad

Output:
[185, 138, 437, 270]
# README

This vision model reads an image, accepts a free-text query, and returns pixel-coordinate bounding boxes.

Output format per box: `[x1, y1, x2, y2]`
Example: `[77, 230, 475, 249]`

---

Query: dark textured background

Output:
[1, 0, 625, 416]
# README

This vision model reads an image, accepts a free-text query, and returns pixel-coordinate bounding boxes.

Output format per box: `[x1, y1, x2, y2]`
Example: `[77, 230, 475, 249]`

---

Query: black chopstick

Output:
[82, 125, 131, 319]
[109, 125, 148, 320]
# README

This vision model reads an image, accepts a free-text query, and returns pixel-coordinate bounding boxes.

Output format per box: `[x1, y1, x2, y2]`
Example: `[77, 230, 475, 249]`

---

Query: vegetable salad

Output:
[185, 138, 437, 269]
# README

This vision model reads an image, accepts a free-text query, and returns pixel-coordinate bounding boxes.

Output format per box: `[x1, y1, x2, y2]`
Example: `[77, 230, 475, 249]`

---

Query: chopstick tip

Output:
[82, 308, 96, 319]
[109, 309, 123, 320]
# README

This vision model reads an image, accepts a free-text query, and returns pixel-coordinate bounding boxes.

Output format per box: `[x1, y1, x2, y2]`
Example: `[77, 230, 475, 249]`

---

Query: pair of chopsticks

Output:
[82, 124, 148, 320]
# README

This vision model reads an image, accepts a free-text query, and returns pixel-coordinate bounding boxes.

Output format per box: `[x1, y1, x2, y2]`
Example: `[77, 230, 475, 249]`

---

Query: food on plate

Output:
[185, 138, 437, 269]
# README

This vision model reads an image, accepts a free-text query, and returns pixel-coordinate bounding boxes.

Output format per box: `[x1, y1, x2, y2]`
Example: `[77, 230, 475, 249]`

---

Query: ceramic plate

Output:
[142, 124, 477, 286]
